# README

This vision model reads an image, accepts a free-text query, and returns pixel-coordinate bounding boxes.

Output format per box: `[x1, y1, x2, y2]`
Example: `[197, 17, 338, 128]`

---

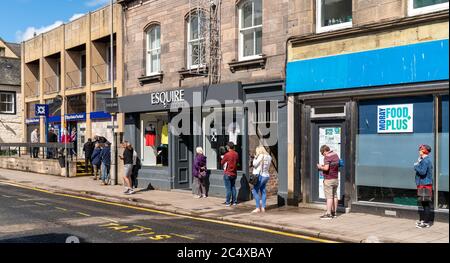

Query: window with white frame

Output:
[408, 0, 449, 16]
[316, 0, 352, 33]
[0, 92, 15, 114]
[187, 11, 206, 69]
[146, 25, 161, 75]
[239, 0, 263, 60]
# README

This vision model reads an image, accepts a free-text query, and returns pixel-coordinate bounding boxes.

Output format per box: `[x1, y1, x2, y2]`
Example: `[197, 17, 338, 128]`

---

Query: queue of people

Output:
[30, 127, 435, 229]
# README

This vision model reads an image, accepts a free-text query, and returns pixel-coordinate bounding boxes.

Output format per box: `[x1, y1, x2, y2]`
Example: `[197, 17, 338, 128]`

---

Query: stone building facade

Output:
[118, 0, 289, 202]
[0, 38, 22, 144]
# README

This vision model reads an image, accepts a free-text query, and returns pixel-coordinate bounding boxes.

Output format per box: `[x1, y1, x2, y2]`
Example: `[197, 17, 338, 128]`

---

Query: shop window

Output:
[67, 94, 86, 114]
[316, 0, 352, 33]
[203, 107, 244, 171]
[45, 98, 61, 117]
[438, 95, 449, 209]
[238, 0, 263, 61]
[0, 47, 5, 57]
[27, 101, 38, 118]
[408, 0, 448, 16]
[356, 96, 434, 206]
[140, 112, 169, 167]
[0, 92, 15, 114]
[146, 24, 161, 76]
[187, 11, 207, 69]
[93, 90, 114, 112]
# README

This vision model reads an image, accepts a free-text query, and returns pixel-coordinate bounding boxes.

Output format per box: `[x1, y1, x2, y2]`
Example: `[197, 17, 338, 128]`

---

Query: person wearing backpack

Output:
[193, 147, 207, 198]
[317, 145, 340, 220]
[251, 146, 272, 213]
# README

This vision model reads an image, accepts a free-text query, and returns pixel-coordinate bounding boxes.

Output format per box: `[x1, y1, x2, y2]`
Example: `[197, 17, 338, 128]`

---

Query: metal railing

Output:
[65, 70, 86, 90]
[92, 63, 116, 84]
[0, 143, 74, 160]
[44, 75, 60, 94]
[25, 81, 40, 98]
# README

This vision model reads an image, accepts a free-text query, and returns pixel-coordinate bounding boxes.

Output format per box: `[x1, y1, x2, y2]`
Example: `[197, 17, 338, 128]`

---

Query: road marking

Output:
[55, 207, 68, 212]
[100, 217, 119, 223]
[1, 195, 13, 198]
[76, 212, 91, 217]
[18, 198, 34, 202]
[170, 233, 195, 240]
[35, 202, 48, 206]
[0, 180, 338, 243]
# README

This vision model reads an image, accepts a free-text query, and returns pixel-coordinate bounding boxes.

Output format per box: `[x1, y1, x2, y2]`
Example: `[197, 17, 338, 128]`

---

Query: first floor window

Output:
[141, 112, 169, 167]
[316, 0, 352, 33]
[0, 92, 15, 114]
[187, 11, 206, 69]
[146, 25, 161, 75]
[203, 107, 244, 171]
[409, 0, 449, 15]
[93, 89, 115, 112]
[239, 0, 263, 60]
[27, 101, 38, 118]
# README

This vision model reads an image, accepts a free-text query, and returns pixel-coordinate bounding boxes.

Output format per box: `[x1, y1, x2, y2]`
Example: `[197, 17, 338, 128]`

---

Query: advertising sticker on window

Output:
[377, 104, 414, 133]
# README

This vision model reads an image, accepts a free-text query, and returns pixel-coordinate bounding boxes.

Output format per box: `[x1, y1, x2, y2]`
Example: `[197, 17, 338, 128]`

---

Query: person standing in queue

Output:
[221, 142, 239, 207]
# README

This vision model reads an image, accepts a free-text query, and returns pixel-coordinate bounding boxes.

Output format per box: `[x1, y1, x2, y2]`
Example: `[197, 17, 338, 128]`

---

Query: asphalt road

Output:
[0, 182, 330, 243]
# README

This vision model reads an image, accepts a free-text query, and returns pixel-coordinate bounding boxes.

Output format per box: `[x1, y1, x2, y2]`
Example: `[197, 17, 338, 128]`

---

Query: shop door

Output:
[311, 121, 346, 203]
[173, 134, 193, 189]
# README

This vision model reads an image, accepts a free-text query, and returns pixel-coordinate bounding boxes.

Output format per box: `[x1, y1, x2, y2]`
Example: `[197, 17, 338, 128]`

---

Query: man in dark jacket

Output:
[221, 142, 239, 206]
[100, 142, 111, 185]
[83, 139, 95, 174]
[47, 128, 58, 159]
[91, 143, 102, 180]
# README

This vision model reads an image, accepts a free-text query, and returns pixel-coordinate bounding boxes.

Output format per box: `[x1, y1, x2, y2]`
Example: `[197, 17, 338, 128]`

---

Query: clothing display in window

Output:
[161, 123, 169, 145]
[157, 144, 169, 166]
[145, 123, 156, 147]
[228, 122, 241, 145]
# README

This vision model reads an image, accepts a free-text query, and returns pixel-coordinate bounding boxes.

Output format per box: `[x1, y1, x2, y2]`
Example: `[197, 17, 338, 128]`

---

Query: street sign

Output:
[105, 98, 119, 113]
[35, 104, 49, 117]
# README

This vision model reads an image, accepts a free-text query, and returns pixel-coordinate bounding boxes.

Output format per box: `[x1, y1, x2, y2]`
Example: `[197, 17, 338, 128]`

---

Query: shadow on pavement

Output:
[0, 233, 88, 243]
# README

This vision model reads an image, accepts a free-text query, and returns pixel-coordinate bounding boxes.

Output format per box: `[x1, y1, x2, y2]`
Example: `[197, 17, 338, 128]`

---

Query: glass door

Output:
[311, 121, 346, 203]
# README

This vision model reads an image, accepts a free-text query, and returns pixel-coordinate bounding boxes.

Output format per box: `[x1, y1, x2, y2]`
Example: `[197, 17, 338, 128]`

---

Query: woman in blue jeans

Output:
[251, 146, 272, 213]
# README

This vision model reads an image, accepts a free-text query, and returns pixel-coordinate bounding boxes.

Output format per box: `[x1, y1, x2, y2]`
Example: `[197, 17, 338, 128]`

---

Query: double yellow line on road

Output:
[0, 180, 337, 243]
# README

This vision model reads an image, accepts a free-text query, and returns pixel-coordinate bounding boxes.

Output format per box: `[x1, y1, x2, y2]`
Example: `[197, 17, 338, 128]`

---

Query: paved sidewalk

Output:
[0, 168, 448, 243]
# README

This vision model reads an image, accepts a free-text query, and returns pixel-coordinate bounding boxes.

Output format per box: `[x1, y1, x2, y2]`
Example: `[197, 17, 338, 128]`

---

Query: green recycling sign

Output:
[377, 104, 413, 133]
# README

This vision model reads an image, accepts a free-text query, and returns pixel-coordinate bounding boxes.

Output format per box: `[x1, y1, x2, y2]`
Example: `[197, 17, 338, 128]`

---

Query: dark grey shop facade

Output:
[118, 81, 288, 202]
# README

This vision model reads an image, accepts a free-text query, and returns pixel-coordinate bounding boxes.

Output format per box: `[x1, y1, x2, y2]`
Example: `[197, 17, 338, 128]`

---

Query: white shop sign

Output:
[377, 104, 413, 133]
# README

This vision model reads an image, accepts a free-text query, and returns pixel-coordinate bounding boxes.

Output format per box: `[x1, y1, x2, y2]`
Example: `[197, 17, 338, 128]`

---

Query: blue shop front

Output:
[286, 30, 449, 220]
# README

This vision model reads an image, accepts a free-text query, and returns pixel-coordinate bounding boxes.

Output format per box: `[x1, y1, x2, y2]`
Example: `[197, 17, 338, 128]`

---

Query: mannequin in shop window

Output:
[145, 123, 157, 147]
[157, 121, 169, 166]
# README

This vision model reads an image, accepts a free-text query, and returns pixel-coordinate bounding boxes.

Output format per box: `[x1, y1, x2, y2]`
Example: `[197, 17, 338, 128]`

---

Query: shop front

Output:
[119, 81, 287, 200]
[119, 87, 204, 191]
[287, 35, 449, 219]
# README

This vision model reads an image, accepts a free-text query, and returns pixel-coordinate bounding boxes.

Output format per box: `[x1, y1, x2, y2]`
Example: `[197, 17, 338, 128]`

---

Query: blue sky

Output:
[0, 0, 111, 43]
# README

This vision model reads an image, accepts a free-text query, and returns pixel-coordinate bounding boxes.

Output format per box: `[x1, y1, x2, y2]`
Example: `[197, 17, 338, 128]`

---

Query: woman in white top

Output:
[251, 146, 272, 213]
